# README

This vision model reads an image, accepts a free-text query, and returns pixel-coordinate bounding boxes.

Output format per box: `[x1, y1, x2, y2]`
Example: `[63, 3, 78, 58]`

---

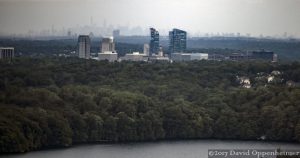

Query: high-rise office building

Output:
[150, 28, 159, 56]
[169, 28, 187, 54]
[143, 44, 150, 56]
[101, 37, 116, 53]
[78, 35, 91, 59]
[99, 37, 118, 62]
[0, 47, 14, 61]
[158, 46, 163, 57]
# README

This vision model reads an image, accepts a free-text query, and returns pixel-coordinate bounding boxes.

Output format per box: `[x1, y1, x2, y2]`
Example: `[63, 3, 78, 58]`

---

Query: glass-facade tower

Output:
[169, 29, 187, 54]
[150, 28, 159, 56]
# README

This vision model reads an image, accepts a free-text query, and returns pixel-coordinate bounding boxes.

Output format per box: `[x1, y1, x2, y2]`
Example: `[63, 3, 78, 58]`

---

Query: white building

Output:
[143, 44, 150, 56]
[98, 37, 118, 62]
[190, 53, 209, 60]
[171, 53, 208, 61]
[238, 76, 251, 88]
[158, 46, 164, 57]
[101, 37, 116, 53]
[148, 56, 170, 62]
[98, 51, 118, 62]
[0, 47, 14, 60]
[78, 35, 91, 59]
[120, 52, 148, 62]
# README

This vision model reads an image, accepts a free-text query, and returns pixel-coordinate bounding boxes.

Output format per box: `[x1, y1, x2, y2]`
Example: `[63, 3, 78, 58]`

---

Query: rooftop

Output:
[99, 51, 117, 54]
[0, 47, 14, 49]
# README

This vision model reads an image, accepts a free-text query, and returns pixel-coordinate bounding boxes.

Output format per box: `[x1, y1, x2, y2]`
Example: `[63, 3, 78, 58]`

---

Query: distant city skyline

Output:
[0, 0, 300, 38]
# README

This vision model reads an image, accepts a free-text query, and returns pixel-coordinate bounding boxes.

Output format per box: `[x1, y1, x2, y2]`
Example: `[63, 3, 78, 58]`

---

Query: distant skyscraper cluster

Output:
[149, 27, 187, 56]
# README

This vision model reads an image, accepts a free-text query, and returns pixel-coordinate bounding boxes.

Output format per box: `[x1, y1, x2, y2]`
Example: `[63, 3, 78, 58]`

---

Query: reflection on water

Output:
[3, 140, 300, 158]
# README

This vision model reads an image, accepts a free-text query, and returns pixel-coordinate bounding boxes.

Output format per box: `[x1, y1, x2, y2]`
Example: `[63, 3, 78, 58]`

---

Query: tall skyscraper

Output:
[169, 28, 187, 54]
[0, 47, 14, 61]
[99, 37, 118, 62]
[78, 35, 91, 59]
[150, 28, 159, 56]
[143, 44, 150, 56]
[101, 37, 116, 53]
[158, 46, 163, 57]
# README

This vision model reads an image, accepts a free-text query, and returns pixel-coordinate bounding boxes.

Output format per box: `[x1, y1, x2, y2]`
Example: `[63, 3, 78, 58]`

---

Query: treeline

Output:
[1, 57, 300, 153]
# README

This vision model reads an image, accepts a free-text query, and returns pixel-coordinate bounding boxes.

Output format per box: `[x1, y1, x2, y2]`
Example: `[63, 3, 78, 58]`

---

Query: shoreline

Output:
[2, 138, 299, 155]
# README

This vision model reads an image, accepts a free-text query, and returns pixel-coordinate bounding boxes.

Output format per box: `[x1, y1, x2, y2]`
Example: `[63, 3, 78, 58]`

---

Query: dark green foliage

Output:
[0, 57, 300, 153]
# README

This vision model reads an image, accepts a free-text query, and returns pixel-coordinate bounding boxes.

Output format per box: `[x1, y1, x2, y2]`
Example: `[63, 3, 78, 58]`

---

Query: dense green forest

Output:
[1, 57, 300, 153]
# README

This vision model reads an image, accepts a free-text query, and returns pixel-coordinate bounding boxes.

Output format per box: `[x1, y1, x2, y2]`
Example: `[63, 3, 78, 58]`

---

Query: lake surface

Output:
[3, 140, 300, 158]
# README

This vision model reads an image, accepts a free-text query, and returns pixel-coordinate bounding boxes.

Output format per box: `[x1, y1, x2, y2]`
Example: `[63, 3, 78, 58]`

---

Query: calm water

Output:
[2, 140, 300, 158]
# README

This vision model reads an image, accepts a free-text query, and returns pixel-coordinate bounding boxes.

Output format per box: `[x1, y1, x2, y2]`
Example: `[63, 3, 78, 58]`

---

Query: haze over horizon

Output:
[0, 0, 300, 37]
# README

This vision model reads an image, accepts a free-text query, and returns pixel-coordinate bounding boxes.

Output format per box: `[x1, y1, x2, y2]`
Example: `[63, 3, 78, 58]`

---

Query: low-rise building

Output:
[98, 51, 118, 62]
[208, 54, 226, 61]
[190, 53, 209, 60]
[120, 52, 148, 62]
[251, 50, 275, 62]
[171, 53, 183, 61]
[148, 56, 170, 62]
[229, 53, 250, 61]
[171, 53, 208, 61]
[237, 76, 251, 88]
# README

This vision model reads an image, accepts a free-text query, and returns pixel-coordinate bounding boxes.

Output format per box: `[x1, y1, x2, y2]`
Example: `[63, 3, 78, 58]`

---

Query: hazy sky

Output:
[0, 0, 300, 37]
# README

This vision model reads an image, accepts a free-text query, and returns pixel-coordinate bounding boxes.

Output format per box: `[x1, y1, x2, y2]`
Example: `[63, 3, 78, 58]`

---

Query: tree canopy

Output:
[0, 57, 300, 153]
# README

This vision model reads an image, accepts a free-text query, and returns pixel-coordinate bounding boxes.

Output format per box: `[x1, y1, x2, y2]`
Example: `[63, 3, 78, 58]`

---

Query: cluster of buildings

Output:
[78, 28, 277, 62]
[78, 28, 205, 62]
[78, 35, 118, 62]
[0, 28, 277, 63]
[78, 27, 277, 63]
